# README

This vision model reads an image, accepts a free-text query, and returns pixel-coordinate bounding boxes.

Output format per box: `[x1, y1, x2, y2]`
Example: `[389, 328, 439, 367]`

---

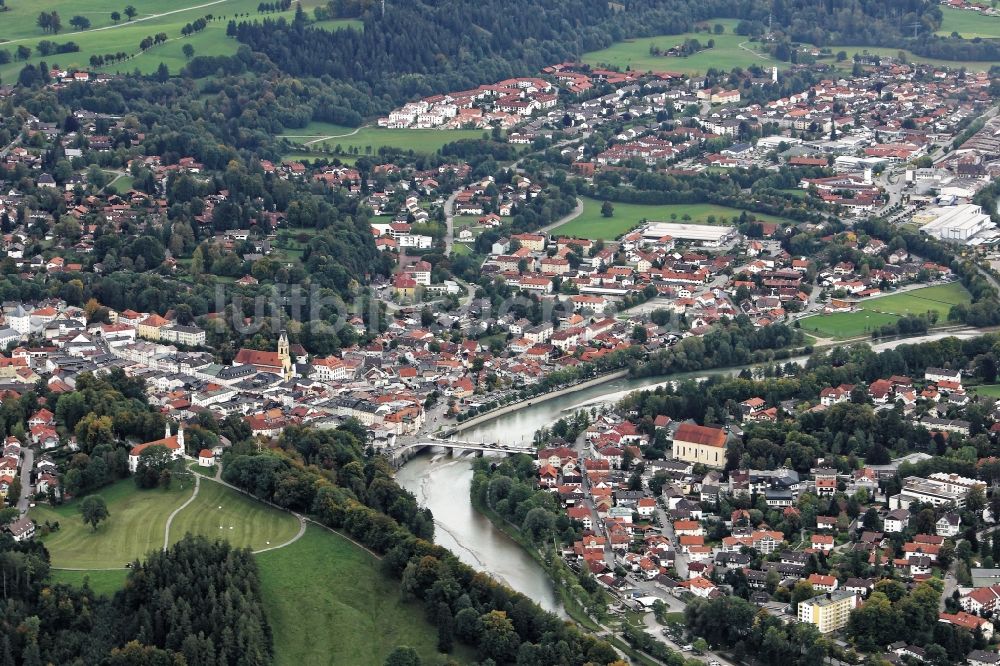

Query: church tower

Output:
[277, 330, 292, 380]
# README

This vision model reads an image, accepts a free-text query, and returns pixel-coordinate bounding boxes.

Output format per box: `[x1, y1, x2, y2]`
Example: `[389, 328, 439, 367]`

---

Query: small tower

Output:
[177, 423, 185, 450]
[771, 66, 778, 84]
[277, 330, 292, 380]
[164, 421, 171, 440]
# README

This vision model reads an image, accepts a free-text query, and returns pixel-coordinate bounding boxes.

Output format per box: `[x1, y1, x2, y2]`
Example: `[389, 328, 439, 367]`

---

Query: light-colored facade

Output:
[798, 591, 859, 634]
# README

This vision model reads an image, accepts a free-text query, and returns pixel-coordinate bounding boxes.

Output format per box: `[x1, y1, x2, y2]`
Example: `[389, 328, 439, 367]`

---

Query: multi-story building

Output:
[798, 591, 859, 634]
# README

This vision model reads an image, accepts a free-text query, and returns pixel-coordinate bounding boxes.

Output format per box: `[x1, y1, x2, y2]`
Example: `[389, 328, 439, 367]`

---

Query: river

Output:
[395, 452, 564, 614]
[396, 327, 988, 611]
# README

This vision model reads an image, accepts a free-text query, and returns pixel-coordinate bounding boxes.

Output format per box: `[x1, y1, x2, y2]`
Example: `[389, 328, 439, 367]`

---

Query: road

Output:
[539, 197, 585, 234]
[0, 136, 21, 160]
[443, 190, 459, 256]
[17, 447, 34, 515]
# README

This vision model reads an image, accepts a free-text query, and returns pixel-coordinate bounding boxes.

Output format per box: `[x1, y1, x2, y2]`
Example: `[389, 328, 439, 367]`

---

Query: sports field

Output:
[552, 197, 793, 240]
[0, 0, 360, 81]
[286, 126, 488, 155]
[30, 479, 191, 568]
[799, 282, 970, 338]
[167, 479, 299, 550]
[936, 6, 1000, 38]
[581, 19, 780, 76]
[258, 525, 471, 666]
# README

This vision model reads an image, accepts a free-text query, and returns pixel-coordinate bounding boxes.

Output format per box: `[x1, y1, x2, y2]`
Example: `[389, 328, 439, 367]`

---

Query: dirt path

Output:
[162, 473, 200, 550]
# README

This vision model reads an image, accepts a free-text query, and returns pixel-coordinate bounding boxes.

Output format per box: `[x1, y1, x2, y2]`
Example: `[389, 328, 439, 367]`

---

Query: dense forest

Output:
[0, 535, 270, 665]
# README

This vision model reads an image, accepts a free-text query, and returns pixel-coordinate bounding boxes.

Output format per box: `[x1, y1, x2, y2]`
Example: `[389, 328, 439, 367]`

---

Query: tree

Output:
[69, 15, 91, 30]
[111, 11, 121, 22]
[124, 5, 137, 20]
[79, 495, 109, 531]
[601, 201, 614, 218]
[182, 43, 195, 59]
[383, 646, 420, 666]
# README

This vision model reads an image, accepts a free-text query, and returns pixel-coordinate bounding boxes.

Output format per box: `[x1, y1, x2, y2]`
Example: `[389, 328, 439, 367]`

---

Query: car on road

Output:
[681, 645, 693, 652]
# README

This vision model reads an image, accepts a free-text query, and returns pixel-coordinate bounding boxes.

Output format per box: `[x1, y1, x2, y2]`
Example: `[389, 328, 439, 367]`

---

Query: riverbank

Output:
[469, 489, 603, 630]
[451, 368, 630, 434]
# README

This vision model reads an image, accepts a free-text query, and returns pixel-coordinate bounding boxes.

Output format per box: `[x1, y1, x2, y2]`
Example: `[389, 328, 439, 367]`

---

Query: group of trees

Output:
[36, 11, 62, 33]
[219, 421, 617, 664]
[0, 534, 270, 664]
[471, 455, 575, 545]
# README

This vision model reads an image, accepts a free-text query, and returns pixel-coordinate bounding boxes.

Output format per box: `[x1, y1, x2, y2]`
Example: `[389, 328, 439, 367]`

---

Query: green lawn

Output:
[582, 20, 780, 76]
[974, 385, 1000, 398]
[49, 568, 129, 597]
[292, 127, 489, 155]
[31, 479, 192, 569]
[107, 173, 134, 193]
[0, 0, 360, 82]
[799, 283, 971, 338]
[258, 525, 470, 666]
[936, 6, 1000, 38]
[167, 478, 299, 551]
[552, 197, 793, 240]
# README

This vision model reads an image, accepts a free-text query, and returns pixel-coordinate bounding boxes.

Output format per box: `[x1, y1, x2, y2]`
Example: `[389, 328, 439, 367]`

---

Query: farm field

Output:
[287, 127, 488, 155]
[30, 479, 191, 569]
[581, 19, 779, 75]
[936, 6, 1000, 38]
[0, 0, 360, 82]
[552, 197, 793, 240]
[50, 568, 129, 596]
[798, 282, 971, 338]
[258, 525, 470, 666]
[167, 478, 300, 551]
[974, 384, 1000, 398]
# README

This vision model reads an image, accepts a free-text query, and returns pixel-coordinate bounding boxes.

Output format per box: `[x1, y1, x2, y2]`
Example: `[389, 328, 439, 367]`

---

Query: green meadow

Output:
[552, 197, 793, 240]
[0, 0, 360, 82]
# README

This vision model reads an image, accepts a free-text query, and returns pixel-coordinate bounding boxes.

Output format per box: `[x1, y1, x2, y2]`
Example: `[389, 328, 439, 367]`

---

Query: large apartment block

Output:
[798, 591, 859, 633]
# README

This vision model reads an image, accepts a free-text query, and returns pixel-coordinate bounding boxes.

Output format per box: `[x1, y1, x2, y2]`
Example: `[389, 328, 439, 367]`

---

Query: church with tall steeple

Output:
[233, 330, 293, 380]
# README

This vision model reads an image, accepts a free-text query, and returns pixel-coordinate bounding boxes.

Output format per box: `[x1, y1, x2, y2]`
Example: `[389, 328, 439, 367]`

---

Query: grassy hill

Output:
[167, 477, 300, 550]
[257, 524, 472, 665]
[0, 0, 360, 82]
[936, 6, 1000, 38]
[31, 478, 191, 569]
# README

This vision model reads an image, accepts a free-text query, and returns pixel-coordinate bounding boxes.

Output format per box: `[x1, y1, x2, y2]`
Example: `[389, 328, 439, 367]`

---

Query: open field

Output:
[258, 525, 470, 666]
[0, 0, 360, 82]
[799, 283, 971, 338]
[826, 44, 997, 71]
[50, 568, 129, 596]
[936, 6, 1000, 38]
[288, 127, 488, 155]
[974, 384, 1000, 398]
[30, 479, 191, 568]
[552, 197, 793, 240]
[581, 19, 779, 75]
[167, 478, 300, 550]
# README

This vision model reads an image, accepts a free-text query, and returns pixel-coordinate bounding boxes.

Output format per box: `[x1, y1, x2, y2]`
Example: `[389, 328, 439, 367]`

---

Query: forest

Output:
[0, 535, 271, 665]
